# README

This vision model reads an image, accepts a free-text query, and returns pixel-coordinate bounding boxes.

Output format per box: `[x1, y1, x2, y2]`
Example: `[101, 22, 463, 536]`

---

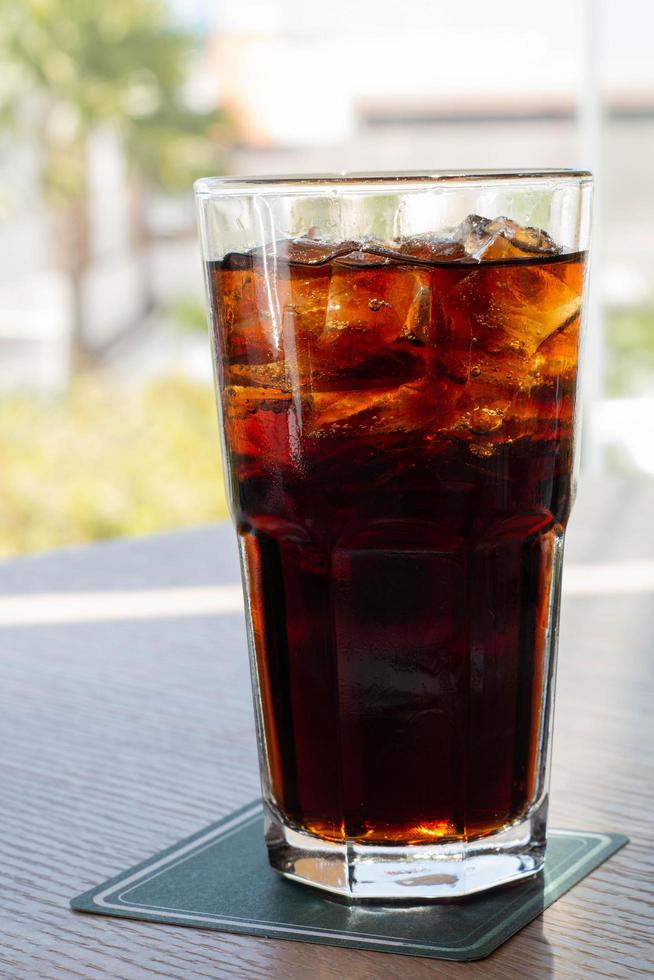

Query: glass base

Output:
[264, 798, 548, 902]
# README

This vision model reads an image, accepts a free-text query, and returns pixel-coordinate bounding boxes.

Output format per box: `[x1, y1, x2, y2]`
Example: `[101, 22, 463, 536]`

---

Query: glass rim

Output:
[195, 168, 593, 197]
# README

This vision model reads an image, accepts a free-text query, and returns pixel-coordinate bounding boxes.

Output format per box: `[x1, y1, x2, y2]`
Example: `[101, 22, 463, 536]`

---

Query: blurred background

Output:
[0, 0, 652, 557]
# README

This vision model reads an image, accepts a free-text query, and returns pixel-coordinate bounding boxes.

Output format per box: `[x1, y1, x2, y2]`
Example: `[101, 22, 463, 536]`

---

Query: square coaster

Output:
[71, 801, 627, 962]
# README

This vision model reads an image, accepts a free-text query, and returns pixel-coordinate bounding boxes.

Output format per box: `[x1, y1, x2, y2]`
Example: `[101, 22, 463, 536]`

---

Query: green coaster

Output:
[71, 801, 627, 962]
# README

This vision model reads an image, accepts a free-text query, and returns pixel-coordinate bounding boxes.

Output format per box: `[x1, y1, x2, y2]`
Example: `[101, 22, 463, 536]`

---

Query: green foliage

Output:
[606, 304, 654, 397]
[0, 0, 223, 198]
[0, 376, 229, 558]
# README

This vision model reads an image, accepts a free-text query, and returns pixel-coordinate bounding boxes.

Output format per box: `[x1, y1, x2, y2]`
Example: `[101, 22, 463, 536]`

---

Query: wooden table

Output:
[1, 478, 652, 978]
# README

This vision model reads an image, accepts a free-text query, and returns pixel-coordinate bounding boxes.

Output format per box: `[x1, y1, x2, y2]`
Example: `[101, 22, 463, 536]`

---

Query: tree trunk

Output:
[126, 170, 155, 322]
[46, 140, 91, 369]
[67, 193, 91, 366]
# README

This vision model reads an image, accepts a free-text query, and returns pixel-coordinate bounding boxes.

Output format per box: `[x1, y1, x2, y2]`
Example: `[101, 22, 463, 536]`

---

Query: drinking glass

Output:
[195, 170, 592, 900]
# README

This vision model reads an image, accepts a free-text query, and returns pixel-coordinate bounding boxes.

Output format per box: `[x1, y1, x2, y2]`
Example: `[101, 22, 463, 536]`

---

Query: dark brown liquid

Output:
[207, 236, 584, 844]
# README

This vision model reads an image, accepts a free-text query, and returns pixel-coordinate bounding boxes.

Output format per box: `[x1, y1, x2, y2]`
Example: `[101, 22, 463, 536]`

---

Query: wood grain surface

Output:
[1, 478, 652, 979]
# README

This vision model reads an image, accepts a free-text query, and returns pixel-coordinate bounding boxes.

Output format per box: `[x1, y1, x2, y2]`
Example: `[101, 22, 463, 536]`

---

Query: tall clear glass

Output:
[195, 171, 592, 901]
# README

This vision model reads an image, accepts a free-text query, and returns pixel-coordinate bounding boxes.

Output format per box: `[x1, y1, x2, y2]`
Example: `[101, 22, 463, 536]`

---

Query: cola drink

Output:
[206, 215, 585, 847]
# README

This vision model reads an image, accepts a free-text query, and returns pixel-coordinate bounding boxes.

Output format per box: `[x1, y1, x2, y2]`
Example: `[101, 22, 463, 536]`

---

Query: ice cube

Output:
[397, 234, 467, 263]
[223, 383, 294, 463]
[232, 237, 361, 268]
[360, 235, 465, 265]
[221, 250, 253, 272]
[219, 247, 333, 364]
[444, 262, 581, 358]
[448, 391, 543, 454]
[403, 283, 432, 343]
[492, 265, 581, 356]
[227, 361, 289, 390]
[276, 237, 361, 266]
[466, 406, 506, 434]
[308, 380, 434, 435]
[280, 261, 333, 343]
[333, 249, 393, 268]
[319, 258, 431, 361]
[530, 311, 580, 379]
[217, 262, 278, 363]
[454, 215, 560, 262]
